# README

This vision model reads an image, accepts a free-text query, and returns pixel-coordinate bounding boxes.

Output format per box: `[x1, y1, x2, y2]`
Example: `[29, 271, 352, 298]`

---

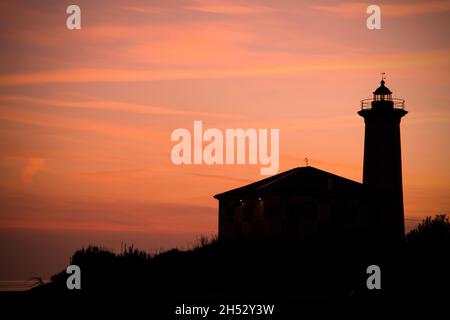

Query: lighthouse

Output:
[215, 75, 409, 244]
[358, 76, 408, 242]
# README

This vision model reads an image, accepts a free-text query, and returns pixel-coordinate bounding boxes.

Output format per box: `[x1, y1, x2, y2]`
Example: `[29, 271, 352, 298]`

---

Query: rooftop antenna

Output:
[304, 157, 309, 167]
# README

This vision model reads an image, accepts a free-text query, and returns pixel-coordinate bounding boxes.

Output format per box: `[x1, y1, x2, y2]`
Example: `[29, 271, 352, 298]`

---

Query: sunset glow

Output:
[0, 0, 449, 280]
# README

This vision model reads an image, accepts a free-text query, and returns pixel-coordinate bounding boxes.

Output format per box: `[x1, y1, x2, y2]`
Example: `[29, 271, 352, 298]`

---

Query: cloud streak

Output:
[0, 107, 166, 142]
[20, 158, 45, 184]
[0, 49, 448, 86]
[186, 1, 274, 14]
[0, 95, 244, 120]
[313, 1, 450, 17]
[0, 191, 216, 234]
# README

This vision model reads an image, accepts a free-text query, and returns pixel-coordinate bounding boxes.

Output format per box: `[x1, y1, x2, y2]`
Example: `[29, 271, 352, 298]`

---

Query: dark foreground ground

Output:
[1, 216, 450, 318]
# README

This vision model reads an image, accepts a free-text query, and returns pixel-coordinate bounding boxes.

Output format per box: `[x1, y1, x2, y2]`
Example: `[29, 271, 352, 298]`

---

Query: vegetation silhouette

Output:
[406, 214, 450, 246]
[28, 214, 449, 306]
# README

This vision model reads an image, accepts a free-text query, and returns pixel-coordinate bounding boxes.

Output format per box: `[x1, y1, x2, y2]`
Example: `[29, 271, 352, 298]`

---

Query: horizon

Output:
[1, 0, 449, 281]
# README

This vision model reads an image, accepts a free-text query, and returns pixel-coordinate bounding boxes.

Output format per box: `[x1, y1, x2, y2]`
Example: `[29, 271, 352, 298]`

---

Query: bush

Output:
[406, 214, 450, 246]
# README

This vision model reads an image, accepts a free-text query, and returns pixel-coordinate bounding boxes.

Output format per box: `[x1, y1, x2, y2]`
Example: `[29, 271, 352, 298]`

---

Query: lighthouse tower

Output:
[358, 76, 407, 242]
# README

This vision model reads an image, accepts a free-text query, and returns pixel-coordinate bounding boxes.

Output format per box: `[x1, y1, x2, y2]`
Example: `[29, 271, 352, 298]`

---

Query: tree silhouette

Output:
[28, 214, 450, 304]
[406, 214, 450, 246]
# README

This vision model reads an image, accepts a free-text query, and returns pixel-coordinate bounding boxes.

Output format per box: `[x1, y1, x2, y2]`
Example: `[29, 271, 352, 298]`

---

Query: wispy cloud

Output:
[185, 0, 274, 14]
[119, 5, 168, 14]
[313, 1, 450, 17]
[0, 191, 216, 233]
[0, 95, 244, 120]
[20, 158, 45, 184]
[192, 173, 253, 184]
[0, 49, 448, 86]
[80, 170, 129, 182]
[0, 107, 166, 142]
[407, 112, 450, 125]
[79, 167, 163, 182]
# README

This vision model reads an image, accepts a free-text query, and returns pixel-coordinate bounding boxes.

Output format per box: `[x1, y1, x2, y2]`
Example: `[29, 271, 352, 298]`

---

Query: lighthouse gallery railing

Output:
[360, 98, 405, 110]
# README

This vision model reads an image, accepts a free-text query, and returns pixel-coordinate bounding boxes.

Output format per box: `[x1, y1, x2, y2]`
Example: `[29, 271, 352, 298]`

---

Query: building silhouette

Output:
[214, 78, 407, 243]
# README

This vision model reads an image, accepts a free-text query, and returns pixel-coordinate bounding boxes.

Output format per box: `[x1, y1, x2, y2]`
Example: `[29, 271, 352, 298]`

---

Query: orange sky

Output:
[0, 0, 449, 280]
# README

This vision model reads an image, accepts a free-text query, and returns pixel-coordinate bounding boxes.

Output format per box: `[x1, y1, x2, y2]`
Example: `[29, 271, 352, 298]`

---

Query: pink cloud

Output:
[20, 158, 45, 184]
[0, 49, 448, 86]
[313, 1, 450, 17]
[0, 106, 166, 142]
[186, 1, 274, 14]
[0, 95, 244, 120]
[119, 5, 168, 14]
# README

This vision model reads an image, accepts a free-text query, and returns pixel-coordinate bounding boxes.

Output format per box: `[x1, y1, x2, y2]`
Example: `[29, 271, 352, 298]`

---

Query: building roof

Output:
[214, 166, 370, 200]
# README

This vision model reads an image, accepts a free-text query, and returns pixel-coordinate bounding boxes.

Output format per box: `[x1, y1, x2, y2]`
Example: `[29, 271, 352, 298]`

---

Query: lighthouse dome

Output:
[373, 80, 392, 95]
